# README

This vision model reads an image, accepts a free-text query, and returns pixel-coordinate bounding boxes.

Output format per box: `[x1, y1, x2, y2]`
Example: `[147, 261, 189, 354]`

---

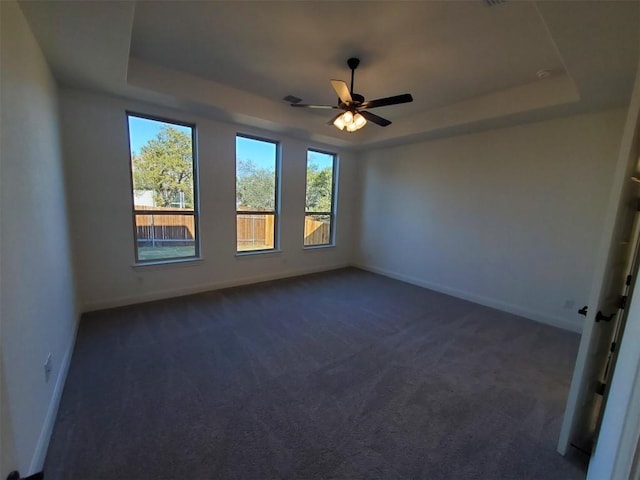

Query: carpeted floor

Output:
[45, 267, 587, 479]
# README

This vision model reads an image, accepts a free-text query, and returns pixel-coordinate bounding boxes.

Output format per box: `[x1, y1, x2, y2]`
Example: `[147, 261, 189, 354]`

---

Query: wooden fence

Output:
[134, 206, 329, 247]
[135, 207, 195, 246]
[236, 214, 275, 249]
[304, 216, 330, 245]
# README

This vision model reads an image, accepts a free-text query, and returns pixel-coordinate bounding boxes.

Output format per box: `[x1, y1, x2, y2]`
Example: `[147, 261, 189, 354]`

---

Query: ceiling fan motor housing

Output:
[344, 93, 365, 108]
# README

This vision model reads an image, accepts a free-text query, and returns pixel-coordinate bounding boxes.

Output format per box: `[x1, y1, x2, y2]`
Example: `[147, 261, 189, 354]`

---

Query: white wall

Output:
[59, 89, 358, 311]
[0, 1, 78, 476]
[355, 110, 626, 332]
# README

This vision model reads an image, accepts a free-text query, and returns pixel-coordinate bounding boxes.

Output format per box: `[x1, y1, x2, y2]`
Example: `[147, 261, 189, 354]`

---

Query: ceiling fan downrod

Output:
[347, 57, 360, 95]
[346, 58, 365, 105]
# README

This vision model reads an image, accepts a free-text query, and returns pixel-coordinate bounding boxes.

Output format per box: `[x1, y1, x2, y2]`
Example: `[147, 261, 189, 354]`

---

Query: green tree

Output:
[236, 159, 275, 211]
[306, 162, 333, 212]
[132, 126, 193, 208]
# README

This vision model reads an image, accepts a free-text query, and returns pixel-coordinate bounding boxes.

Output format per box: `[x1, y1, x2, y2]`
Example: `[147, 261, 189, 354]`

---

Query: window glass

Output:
[128, 114, 199, 262]
[236, 135, 279, 252]
[304, 150, 336, 247]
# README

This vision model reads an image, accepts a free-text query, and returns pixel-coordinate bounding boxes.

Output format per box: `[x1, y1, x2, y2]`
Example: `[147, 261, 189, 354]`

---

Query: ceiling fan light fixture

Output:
[333, 114, 347, 130]
[343, 111, 353, 124]
[334, 111, 366, 132]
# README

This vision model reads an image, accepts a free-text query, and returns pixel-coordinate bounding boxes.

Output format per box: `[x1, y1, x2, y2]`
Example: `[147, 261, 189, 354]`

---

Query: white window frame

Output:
[235, 133, 281, 254]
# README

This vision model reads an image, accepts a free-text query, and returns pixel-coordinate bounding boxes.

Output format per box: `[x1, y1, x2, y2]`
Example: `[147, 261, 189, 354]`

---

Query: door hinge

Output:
[626, 274, 633, 286]
[619, 295, 628, 309]
[610, 342, 617, 353]
[596, 311, 615, 322]
[595, 382, 606, 396]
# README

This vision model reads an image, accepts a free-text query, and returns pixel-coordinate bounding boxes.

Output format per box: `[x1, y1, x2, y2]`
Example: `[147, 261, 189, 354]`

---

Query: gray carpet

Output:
[45, 267, 587, 479]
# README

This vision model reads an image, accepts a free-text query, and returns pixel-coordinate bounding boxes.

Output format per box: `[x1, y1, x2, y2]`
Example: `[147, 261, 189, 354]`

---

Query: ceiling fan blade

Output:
[291, 104, 340, 109]
[360, 93, 413, 110]
[360, 110, 392, 127]
[331, 80, 352, 104]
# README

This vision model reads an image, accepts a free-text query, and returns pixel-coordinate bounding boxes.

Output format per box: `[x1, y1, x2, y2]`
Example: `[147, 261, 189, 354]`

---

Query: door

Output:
[587, 200, 640, 452]
[564, 174, 639, 455]
[558, 77, 640, 455]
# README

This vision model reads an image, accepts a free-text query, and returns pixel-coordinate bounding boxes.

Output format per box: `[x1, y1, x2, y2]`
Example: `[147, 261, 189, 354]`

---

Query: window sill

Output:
[235, 249, 282, 258]
[132, 257, 203, 270]
[303, 244, 335, 251]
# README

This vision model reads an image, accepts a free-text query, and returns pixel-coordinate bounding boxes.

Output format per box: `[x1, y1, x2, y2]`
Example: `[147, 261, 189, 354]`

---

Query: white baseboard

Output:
[84, 262, 584, 333]
[355, 263, 584, 334]
[83, 263, 350, 313]
[28, 316, 79, 475]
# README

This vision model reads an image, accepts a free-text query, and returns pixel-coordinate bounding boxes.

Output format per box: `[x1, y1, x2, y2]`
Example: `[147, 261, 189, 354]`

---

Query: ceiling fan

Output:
[289, 57, 413, 132]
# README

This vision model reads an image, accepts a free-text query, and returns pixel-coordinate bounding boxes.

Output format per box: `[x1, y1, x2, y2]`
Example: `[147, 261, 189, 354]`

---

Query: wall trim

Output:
[355, 263, 584, 334]
[83, 263, 350, 313]
[28, 315, 79, 475]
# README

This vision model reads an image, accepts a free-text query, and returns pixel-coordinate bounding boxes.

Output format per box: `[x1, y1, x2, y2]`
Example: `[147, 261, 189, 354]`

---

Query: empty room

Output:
[2, 1, 640, 479]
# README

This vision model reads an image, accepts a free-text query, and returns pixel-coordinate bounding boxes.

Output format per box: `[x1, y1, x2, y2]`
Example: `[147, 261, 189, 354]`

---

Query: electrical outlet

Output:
[44, 353, 52, 382]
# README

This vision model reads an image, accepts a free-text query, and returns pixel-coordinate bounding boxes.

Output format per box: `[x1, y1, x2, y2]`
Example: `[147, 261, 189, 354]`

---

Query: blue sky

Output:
[127, 115, 191, 156]
[236, 136, 277, 172]
[307, 150, 333, 170]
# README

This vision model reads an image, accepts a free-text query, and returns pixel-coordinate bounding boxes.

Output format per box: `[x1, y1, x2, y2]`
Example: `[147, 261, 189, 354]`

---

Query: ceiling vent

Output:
[536, 69, 552, 79]
[283, 95, 302, 104]
[484, 0, 506, 6]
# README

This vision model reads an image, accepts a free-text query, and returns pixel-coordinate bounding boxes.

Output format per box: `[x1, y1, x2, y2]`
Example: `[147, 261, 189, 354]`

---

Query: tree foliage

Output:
[305, 161, 333, 213]
[236, 159, 276, 211]
[132, 128, 333, 215]
[132, 126, 193, 208]
[235, 158, 333, 213]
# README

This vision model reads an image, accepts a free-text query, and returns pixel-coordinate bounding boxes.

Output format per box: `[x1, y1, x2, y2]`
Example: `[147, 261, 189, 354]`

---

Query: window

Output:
[304, 149, 337, 247]
[236, 135, 279, 252]
[127, 114, 199, 263]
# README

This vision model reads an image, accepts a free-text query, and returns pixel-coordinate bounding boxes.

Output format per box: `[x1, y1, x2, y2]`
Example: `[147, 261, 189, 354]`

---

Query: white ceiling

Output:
[18, 0, 640, 149]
